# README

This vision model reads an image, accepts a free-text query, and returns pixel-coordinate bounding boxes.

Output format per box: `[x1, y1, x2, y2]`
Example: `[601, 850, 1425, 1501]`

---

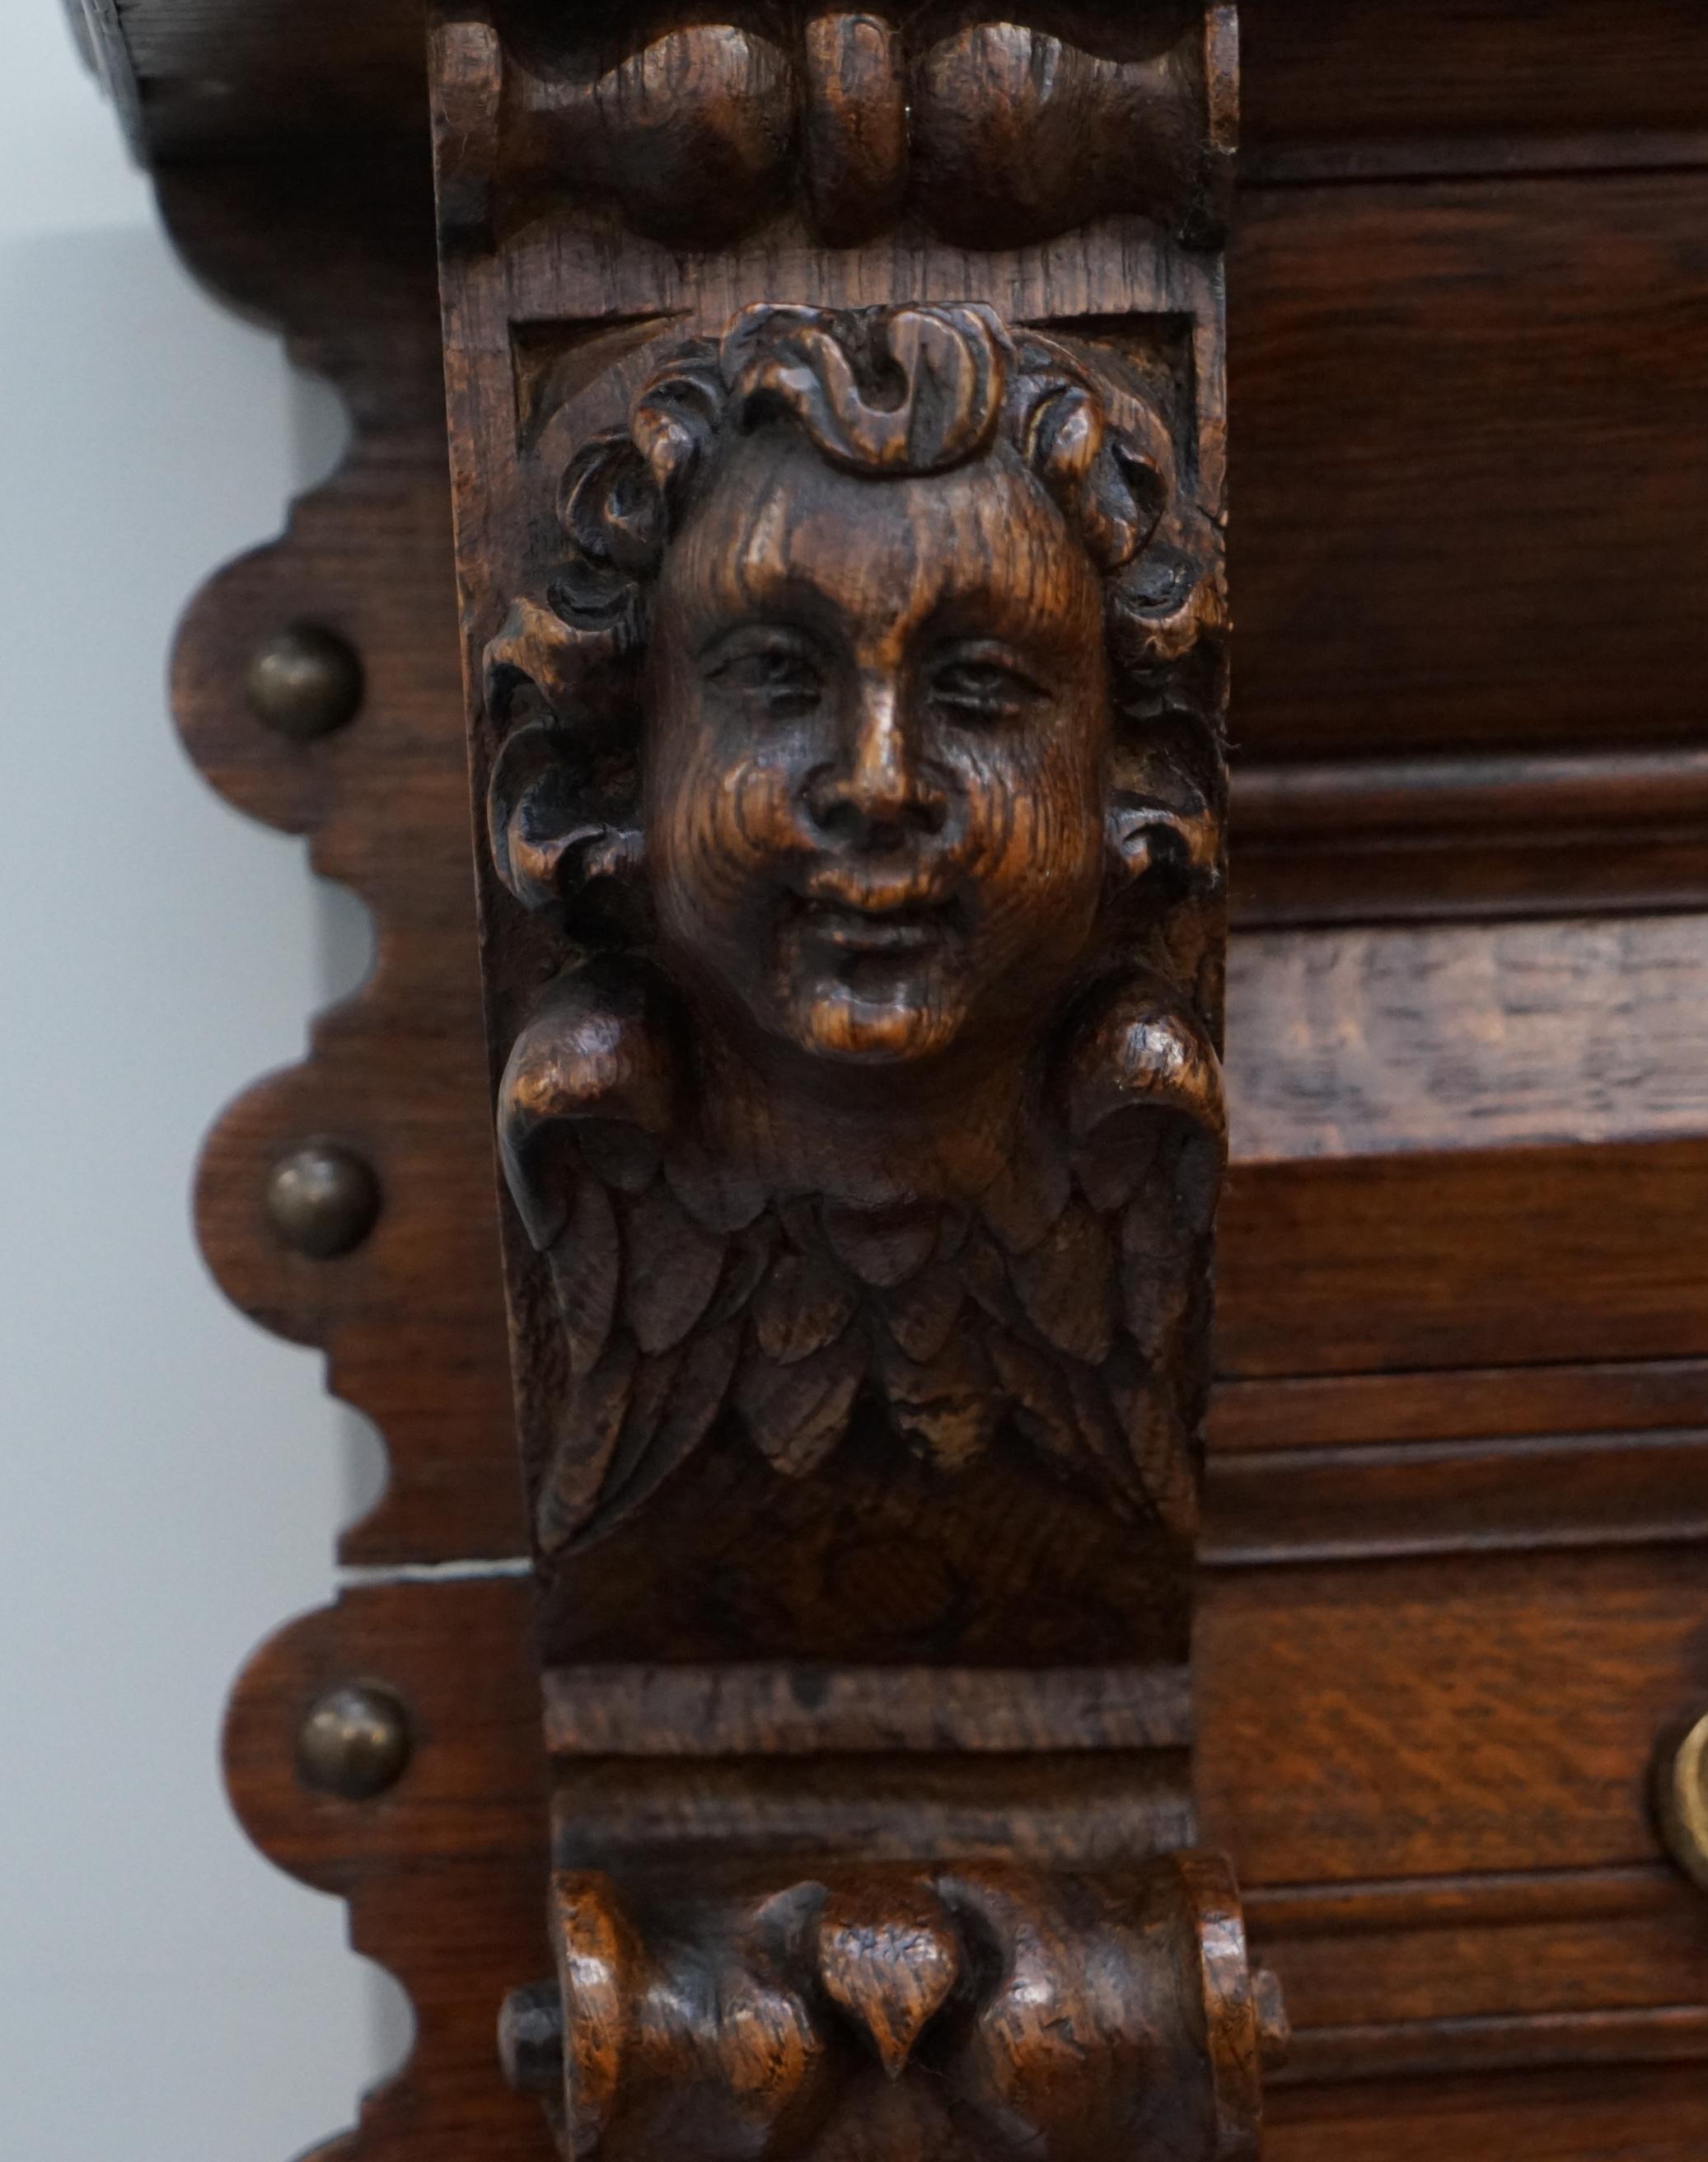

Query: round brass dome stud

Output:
[264, 1141, 381, 1259]
[243, 623, 364, 741]
[1654, 1710, 1708, 1893]
[296, 1682, 413, 1801]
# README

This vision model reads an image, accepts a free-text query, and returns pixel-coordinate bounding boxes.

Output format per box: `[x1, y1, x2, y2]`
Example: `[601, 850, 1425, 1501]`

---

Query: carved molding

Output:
[502, 1855, 1278, 2162]
[457, 2, 1237, 253]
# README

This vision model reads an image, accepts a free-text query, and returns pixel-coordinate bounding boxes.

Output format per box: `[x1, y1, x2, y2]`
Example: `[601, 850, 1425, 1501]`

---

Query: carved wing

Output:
[499, 965, 762, 1553]
[957, 972, 1226, 1537]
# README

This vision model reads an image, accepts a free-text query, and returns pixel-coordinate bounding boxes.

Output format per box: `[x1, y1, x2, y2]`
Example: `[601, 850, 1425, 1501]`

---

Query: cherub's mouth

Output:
[798, 899, 951, 953]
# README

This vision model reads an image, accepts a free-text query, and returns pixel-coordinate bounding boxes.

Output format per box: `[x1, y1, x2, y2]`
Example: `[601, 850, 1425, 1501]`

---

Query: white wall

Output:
[0, 7, 400, 2157]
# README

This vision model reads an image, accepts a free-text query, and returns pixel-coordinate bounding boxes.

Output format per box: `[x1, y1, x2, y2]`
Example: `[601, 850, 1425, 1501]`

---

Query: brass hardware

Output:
[296, 1682, 412, 1799]
[1654, 1710, 1708, 1893]
[264, 1141, 380, 1258]
[244, 623, 364, 740]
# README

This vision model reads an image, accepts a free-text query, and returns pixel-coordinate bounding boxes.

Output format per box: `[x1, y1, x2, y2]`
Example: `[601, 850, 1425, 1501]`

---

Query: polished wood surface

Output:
[428, 12, 1254, 2145]
[81, 0, 1708, 2153]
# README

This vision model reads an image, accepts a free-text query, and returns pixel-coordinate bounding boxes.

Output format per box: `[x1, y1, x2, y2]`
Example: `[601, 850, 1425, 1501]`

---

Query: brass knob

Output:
[1654, 1710, 1708, 1893]
[264, 1141, 381, 1259]
[297, 1682, 413, 1800]
[244, 624, 364, 741]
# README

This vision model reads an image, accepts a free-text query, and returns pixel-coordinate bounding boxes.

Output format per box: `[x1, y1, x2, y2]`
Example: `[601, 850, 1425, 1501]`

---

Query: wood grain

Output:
[1232, 172, 1708, 770]
[110, 7, 1708, 2157]
[87, 0, 1708, 181]
[1219, 1138, 1708, 1376]
[1196, 1547, 1708, 1883]
[540, 1663, 1193, 1755]
[1226, 915, 1708, 1162]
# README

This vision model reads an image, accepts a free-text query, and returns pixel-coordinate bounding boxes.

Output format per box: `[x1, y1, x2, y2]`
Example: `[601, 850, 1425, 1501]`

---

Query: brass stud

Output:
[264, 1142, 381, 1259]
[296, 1682, 413, 1800]
[244, 624, 364, 741]
[1654, 1710, 1708, 1893]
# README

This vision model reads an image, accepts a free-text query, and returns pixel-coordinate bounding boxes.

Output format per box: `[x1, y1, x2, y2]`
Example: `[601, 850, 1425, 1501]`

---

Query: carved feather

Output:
[877, 1328, 1002, 1472]
[1107, 1350, 1200, 1540]
[752, 1243, 860, 1365]
[703, 1216, 776, 1327]
[598, 1316, 745, 1530]
[821, 1200, 938, 1287]
[663, 1139, 768, 1234]
[734, 1330, 868, 1477]
[1004, 1193, 1116, 1364]
[978, 1132, 1072, 1256]
[983, 1327, 1088, 1487]
[620, 1180, 727, 1355]
[880, 1261, 964, 1366]
[543, 1174, 621, 1378]
[536, 1331, 639, 1554]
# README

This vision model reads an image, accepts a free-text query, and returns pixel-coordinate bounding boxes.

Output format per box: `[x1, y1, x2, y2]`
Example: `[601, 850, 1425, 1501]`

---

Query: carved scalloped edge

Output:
[157, 161, 522, 1569]
[222, 1578, 551, 2160]
[151, 152, 531, 2162]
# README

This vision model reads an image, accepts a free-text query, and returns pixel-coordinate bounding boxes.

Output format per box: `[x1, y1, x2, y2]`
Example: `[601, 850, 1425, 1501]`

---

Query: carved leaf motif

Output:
[544, 1172, 622, 1378]
[814, 1879, 963, 2079]
[877, 1329, 1003, 1472]
[880, 1261, 964, 1365]
[1005, 1194, 1116, 1364]
[621, 1181, 727, 1355]
[752, 1242, 860, 1365]
[821, 1200, 938, 1288]
[536, 1332, 639, 1553]
[735, 1331, 868, 1477]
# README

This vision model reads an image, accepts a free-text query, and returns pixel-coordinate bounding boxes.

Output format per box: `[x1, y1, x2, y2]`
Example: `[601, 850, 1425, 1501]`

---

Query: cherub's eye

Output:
[929, 648, 1044, 722]
[708, 636, 822, 720]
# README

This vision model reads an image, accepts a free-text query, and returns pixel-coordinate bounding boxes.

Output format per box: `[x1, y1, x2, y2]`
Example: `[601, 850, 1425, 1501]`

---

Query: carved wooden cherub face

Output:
[647, 426, 1109, 1065]
[485, 304, 1210, 1082]
[483, 306, 1228, 1555]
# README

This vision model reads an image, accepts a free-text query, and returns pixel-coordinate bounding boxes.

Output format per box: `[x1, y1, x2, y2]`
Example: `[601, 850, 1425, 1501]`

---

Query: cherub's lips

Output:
[791, 873, 963, 955]
[802, 901, 943, 952]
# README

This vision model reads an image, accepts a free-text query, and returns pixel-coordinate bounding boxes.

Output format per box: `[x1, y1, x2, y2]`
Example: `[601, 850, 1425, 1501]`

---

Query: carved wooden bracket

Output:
[428, 3, 1261, 2153]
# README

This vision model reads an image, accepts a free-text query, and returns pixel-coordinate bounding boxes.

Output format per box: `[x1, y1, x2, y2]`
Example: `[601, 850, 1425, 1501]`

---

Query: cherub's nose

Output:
[803, 676, 947, 846]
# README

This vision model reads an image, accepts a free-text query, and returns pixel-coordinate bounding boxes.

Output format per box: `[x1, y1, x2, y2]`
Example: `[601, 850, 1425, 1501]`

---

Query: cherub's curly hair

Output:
[484, 303, 1224, 920]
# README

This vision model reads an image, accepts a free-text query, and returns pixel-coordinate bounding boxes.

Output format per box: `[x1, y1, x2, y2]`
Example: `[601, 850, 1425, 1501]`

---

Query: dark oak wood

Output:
[1232, 172, 1708, 768]
[81, 0, 1708, 2154]
[425, 12, 1261, 2149]
[77, 0, 1708, 180]
[501, 1855, 1267, 2162]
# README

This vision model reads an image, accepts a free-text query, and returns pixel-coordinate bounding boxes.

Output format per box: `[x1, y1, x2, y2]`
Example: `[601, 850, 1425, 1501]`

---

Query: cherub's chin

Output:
[787, 975, 961, 1065]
